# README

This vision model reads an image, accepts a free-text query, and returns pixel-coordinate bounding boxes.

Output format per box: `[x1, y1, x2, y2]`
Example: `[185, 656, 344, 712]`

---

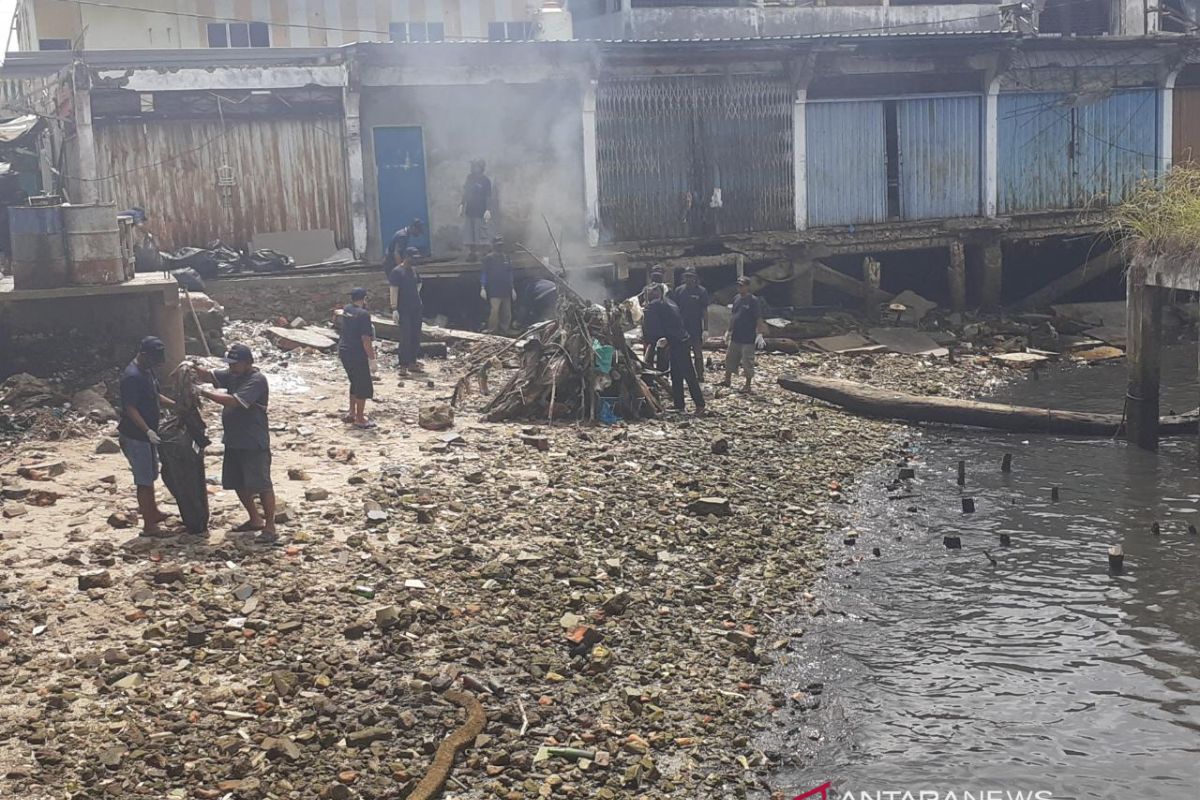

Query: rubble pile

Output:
[457, 289, 660, 423]
[0, 341, 1006, 799]
[0, 373, 115, 444]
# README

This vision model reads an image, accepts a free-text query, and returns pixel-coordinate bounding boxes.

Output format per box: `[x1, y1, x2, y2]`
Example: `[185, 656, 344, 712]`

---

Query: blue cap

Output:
[224, 343, 253, 364]
[139, 336, 165, 354]
[350, 287, 368, 301]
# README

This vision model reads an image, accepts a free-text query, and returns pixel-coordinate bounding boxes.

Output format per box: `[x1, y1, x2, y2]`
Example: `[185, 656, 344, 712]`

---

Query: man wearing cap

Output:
[194, 345, 277, 544]
[389, 246, 425, 375]
[339, 287, 377, 429]
[480, 236, 514, 334]
[638, 266, 673, 375]
[118, 336, 177, 537]
[722, 276, 767, 394]
[642, 285, 705, 416]
[460, 159, 493, 262]
[670, 267, 710, 382]
[384, 219, 425, 273]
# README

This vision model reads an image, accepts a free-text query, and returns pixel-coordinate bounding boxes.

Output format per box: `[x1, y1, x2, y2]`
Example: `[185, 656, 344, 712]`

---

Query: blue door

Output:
[374, 126, 431, 256]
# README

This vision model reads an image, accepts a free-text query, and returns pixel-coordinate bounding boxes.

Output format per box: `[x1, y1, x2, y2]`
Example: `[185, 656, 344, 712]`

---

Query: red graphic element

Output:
[794, 782, 831, 800]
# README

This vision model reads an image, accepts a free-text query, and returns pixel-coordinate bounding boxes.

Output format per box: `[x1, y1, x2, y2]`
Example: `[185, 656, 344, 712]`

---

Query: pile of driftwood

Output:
[453, 276, 661, 423]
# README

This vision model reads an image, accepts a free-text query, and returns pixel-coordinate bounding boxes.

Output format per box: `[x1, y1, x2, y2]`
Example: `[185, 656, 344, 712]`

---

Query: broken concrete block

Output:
[687, 497, 733, 517]
[95, 438, 122, 455]
[418, 404, 454, 431]
[78, 571, 113, 590]
[264, 326, 336, 352]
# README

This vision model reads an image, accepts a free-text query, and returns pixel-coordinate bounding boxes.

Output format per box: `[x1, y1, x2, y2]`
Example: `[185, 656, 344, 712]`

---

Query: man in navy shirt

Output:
[480, 236, 514, 334]
[339, 287, 377, 429]
[460, 159, 493, 261]
[643, 285, 705, 415]
[195, 344, 277, 544]
[670, 267, 710, 381]
[118, 336, 176, 536]
[389, 247, 425, 374]
[384, 218, 425, 273]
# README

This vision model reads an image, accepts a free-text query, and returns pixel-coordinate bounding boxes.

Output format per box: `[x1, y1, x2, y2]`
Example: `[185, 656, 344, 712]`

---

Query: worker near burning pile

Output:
[670, 267, 710, 382]
[118, 335, 176, 537]
[389, 246, 425, 375]
[643, 285, 705, 416]
[480, 235, 515, 335]
[193, 344, 278, 545]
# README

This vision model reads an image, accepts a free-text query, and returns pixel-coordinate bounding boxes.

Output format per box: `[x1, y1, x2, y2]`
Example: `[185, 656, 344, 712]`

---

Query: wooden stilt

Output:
[1126, 271, 1164, 452]
[981, 240, 1003, 307]
[863, 257, 881, 320]
[948, 242, 967, 312]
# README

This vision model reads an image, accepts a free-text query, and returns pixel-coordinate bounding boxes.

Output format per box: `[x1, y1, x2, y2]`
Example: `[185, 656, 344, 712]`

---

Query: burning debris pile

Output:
[454, 279, 661, 423]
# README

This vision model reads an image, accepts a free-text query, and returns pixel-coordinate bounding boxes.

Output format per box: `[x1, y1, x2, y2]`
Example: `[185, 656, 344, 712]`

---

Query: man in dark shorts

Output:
[389, 246, 424, 375]
[117, 336, 177, 536]
[194, 344, 277, 544]
[339, 287, 377, 428]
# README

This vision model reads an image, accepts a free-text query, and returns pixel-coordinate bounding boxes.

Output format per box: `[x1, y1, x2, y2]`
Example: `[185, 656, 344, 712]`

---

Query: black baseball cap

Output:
[350, 287, 368, 301]
[650, 265, 664, 278]
[224, 343, 253, 364]
[139, 336, 165, 354]
[683, 267, 698, 276]
[405, 247, 421, 257]
[736, 275, 751, 286]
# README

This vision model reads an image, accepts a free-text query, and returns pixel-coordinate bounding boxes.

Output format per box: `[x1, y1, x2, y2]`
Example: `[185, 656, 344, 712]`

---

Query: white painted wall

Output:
[11, 0, 539, 52]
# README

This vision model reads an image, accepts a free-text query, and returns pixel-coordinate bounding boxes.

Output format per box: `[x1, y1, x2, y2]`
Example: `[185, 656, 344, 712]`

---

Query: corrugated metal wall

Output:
[1172, 87, 1200, 165]
[997, 92, 1074, 212]
[1075, 89, 1157, 205]
[806, 100, 887, 227]
[93, 118, 351, 251]
[596, 75, 792, 241]
[998, 90, 1157, 214]
[897, 96, 982, 220]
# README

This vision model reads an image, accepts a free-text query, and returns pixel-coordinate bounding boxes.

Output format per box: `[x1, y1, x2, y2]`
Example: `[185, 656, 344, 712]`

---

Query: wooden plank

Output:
[811, 261, 892, 306]
[332, 309, 510, 347]
[777, 375, 1198, 436]
[1017, 249, 1124, 310]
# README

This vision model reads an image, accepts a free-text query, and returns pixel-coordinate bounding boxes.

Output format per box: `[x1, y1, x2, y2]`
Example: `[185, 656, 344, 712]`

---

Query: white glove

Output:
[484, 209, 492, 222]
[480, 286, 487, 301]
[146, 430, 162, 446]
[391, 310, 400, 325]
[755, 334, 766, 350]
[511, 288, 517, 302]
[368, 358, 379, 378]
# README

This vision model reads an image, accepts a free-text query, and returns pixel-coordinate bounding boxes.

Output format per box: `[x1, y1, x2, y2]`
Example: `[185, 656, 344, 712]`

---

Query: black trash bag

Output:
[158, 410, 211, 535]
[171, 267, 206, 293]
[163, 247, 220, 280]
[245, 249, 293, 273]
[206, 240, 241, 264]
[134, 234, 164, 273]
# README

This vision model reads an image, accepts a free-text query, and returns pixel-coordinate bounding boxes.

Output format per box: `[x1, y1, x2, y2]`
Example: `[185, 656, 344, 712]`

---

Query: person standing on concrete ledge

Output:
[118, 335, 176, 537]
[460, 159, 492, 262]
[480, 236, 514, 334]
[193, 344, 277, 545]
[339, 287, 377, 429]
[389, 247, 425, 376]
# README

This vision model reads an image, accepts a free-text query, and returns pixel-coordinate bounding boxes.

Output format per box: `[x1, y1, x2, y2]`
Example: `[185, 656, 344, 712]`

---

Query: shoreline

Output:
[0, 330, 1007, 799]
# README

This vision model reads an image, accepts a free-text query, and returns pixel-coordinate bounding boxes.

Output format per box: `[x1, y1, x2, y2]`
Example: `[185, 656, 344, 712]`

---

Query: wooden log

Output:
[1126, 277, 1164, 451]
[776, 375, 1199, 436]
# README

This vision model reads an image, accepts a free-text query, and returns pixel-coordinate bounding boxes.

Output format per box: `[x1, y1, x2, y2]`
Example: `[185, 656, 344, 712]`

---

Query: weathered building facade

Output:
[1, 0, 1193, 308]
